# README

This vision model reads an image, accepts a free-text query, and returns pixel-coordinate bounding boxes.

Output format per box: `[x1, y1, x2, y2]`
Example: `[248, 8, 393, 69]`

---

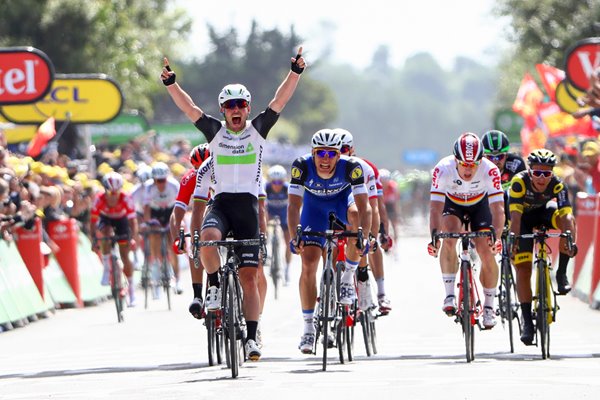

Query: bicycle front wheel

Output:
[271, 233, 280, 299]
[226, 273, 239, 377]
[538, 261, 551, 359]
[461, 263, 474, 362]
[161, 235, 172, 311]
[111, 254, 124, 323]
[321, 268, 333, 371]
[206, 311, 217, 366]
[502, 257, 515, 353]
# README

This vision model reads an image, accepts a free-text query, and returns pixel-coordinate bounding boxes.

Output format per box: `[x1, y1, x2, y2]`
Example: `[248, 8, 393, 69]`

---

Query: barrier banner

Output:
[76, 232, 111, 302]
[47, 219, 82, 307]
[14, 218, 45, 299]
[573, 194, 599, 291]
[43, 256, 77, 306]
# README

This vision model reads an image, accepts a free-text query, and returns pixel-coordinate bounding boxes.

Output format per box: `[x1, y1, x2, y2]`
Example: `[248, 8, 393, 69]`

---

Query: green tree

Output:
[0, 0, 191, 117]
[494, 0, 600, 105]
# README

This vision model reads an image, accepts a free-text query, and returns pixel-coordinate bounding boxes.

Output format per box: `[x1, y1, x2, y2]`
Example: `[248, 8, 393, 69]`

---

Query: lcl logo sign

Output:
[0, 47, 54, 105]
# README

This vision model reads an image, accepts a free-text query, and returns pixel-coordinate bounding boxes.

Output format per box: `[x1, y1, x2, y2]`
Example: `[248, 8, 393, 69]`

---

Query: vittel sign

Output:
[0, 47, 54, 105]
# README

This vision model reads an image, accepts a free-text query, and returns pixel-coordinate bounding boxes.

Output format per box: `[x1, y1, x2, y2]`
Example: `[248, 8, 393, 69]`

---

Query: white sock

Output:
[128, 277, 135, 298]
[302, 310, 315, 334]
[342, 260, 359, 284]
[483, 287, 496, 309]
[442, 274, 456, 298]
[102, 255, 111, 271]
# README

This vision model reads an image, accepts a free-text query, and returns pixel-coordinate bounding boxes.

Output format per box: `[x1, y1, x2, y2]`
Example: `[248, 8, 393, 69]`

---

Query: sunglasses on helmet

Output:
[315, 149, 339, 158]
[222, 99, 249, 109]
[341, 145, 352, 154]
[530, 169, 553, 178]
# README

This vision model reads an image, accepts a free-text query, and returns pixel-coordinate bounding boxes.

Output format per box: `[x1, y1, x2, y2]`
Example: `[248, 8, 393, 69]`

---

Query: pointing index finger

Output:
[296, 46, 303, 57]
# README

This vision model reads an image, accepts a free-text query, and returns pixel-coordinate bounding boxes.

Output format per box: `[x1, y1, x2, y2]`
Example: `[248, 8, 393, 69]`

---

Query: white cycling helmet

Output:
[102, 171, 124, 192]
[136, 164, 153, 183]
[334, 128, 354, 148]
[311, 129, 342, 150]
[267, 165, 287, 181]
[218, 83, 252, 106]
[152, 162, 170, 180]
[379, 168, 391, 182]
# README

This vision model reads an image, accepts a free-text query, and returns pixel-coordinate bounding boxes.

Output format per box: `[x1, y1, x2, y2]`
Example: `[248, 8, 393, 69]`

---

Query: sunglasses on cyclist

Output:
[155, 178, 167, 183]
[456, 159, 481, 168]
[222, 99, 249, 109]
[530, 169, 553, 178]
[341, 145, 352, 154]
[271, 179, 284, 185]
[315, 149, 340, 158]
[485, 154, 507, 162]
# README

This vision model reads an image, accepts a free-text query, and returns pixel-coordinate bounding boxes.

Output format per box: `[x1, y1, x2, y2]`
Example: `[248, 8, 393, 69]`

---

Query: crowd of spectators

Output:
[0, 127, 195, 256]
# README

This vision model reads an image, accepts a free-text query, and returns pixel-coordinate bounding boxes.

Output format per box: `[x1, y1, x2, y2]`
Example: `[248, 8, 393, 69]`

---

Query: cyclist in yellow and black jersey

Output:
[508, 149, 577, 345]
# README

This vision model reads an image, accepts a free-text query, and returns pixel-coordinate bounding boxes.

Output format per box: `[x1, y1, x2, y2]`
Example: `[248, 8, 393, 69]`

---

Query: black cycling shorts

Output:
[442, 196, 493, 231]
[150, 206, 174, 227]
[201, 193, 259, 268]
[517, 200, 560, 254]
[98, 215, 130, 241]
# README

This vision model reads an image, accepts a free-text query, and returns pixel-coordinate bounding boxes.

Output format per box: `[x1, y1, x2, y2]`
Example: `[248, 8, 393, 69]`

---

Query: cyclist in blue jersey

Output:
[265, 164, 292, 285]
[287, 129, 372, 354]
[161, 48, 306, 361]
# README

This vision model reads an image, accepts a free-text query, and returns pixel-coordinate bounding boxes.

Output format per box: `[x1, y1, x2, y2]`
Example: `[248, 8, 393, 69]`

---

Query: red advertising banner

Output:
[0, 47, 54, 105]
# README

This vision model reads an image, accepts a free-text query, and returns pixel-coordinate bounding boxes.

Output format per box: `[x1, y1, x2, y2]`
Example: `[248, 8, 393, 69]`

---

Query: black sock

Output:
[521, 302, 532, 323]
[246, 320, 258, 342]
[557, 252, 569, 276]
[192, 283, 203, 299]
[357, 266, 369, 282]
[208, 272, 220, 288]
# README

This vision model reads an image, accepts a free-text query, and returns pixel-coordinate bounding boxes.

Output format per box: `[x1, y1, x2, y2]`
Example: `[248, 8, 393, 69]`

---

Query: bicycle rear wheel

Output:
[206, 311, 217, 366]
[461, 262, 474, 362]
[360, 310, 372, 357]
[337, 305, 347, 364]
[370, 314, 378, 354]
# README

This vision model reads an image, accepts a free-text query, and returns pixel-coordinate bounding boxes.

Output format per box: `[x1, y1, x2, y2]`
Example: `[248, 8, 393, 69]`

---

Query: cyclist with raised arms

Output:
[335, 128, 392, 314]
[170, 143, 210, 318]
[161, 48, 305, 361]
[508, 149, 578, 345]
[288, 129, 371, 354]
[91, 172, 139, 306]
[427, 132, 504, 329]
[265, 164, 292, 285]
[143, 162, 181, 297]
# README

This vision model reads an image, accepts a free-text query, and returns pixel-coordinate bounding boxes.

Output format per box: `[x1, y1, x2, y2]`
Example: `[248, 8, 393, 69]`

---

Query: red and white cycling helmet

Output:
[189, 143, 210, 168]
[453, 132, 483, 164]
[102, 171, 124, 192]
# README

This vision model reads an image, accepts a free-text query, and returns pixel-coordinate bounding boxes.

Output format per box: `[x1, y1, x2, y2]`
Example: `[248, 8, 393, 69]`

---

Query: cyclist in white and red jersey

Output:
[162, 48, 305, 361]
[427, 132, 504, 329]
[143, 162, 181, 297]
[91, 172, 139, 306]
[379, 168, 400, 241]
[336, 128, 393, 315]
[169, 144, 210, 318]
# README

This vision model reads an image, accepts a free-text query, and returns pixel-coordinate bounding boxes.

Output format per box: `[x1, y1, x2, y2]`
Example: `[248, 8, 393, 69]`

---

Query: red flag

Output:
[535, 64, 565, 101]
[27, 116, 56, 158]
[538, 101, 596, 138]
[512, 73, 544, 128]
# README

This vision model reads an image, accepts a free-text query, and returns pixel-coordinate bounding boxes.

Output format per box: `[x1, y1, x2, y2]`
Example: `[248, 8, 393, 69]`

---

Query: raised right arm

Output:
[161, 57, 203, 123]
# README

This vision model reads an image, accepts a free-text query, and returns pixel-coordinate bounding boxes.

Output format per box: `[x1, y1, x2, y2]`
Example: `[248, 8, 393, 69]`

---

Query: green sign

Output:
[86, 111, 149, 145]
[494, 108, 523, 143]
[152, 123, 205, 146]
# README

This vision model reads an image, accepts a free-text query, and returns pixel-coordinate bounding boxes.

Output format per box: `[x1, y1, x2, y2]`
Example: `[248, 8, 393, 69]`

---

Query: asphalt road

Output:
[1, 228, 600, 399]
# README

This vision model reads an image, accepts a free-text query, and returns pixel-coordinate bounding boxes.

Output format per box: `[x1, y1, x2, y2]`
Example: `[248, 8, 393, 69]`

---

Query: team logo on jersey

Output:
[291, 167, 302, 179]
[246, 143, 254, 152]
[351, 166, 363, 180]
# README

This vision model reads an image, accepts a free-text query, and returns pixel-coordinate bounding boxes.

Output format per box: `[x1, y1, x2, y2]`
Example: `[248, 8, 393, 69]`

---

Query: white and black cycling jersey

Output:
[142, 177, 180, 209]
[194, 108, 279, 198]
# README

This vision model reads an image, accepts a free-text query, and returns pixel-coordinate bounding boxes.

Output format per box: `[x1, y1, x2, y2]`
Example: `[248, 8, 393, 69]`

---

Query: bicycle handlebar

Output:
[432, 229, 496, 243]
[510, 230, 574, 253]
[295, 224, 364, 250]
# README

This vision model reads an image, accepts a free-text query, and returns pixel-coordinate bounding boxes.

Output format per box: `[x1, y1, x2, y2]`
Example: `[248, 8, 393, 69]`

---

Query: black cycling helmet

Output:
[527, 149, 557, 167]
[481, 130, 510, 155]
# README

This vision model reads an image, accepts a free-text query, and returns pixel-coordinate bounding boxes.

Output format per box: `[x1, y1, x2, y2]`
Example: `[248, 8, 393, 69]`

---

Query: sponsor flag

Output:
[27, 116, 56, 158]
[512, 73, 544, 128]
[535, 64, 565, 101]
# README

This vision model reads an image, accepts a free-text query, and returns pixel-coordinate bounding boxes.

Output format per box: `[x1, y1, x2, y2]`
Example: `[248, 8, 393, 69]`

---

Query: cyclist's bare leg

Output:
[283, 229, 292, 282]
[515, 260, 533, 303]
[199, 227, 222, 274]
[299, 246, 321, 310]
[257, 260, 267, 313]
[239, 266, 260, 344]
[474, 236, 499, 315]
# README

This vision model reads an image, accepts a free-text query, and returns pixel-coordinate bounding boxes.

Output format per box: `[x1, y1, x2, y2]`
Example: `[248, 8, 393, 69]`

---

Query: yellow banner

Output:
[0, 114, 36, 143]
[0, 74, 122, 124]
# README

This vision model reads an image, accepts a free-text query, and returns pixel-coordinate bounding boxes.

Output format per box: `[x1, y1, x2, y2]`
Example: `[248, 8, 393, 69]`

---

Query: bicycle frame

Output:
[433, 229, 495, 362]
[97, 234, 128, 323]
[512, 228, 572, 359]
[145, 225, 172, 310]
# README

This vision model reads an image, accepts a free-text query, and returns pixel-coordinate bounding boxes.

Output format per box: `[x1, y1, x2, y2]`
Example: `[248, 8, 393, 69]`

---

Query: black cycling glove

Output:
[162, 65, 176, 86]
[291, 53, 304, 74]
